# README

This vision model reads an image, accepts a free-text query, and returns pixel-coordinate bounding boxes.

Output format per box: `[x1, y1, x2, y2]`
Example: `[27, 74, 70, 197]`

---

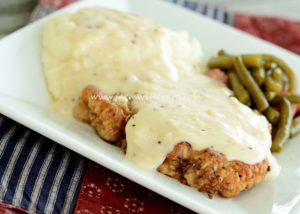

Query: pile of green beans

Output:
[208, 50, 299, 152]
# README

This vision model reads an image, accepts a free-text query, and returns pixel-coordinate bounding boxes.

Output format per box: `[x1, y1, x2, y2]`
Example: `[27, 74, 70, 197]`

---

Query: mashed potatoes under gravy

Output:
[42, 7, 202, 112]
[42, 7, 279, 177]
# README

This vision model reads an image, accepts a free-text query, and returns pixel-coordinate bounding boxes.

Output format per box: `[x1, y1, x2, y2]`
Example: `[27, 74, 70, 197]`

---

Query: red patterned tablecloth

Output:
[75, 162, 191, 214]
[234, 13, 300, 54]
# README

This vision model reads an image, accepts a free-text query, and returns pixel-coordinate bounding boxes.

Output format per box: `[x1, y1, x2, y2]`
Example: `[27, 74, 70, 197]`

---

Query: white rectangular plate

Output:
[1, 0, 300, 213]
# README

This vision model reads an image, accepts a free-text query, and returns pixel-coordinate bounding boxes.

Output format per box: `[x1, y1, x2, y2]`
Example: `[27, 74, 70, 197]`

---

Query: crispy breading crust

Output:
[74, 86, 270, 198]
[158, 142, 269, 198]
[74, 85, 132, 144]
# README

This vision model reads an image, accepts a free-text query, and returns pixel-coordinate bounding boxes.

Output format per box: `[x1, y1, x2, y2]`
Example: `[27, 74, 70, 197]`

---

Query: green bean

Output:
[218, 49, 227, 57]
[263, 54, 297, 94]
[264, 61, 277, 70]
[291, 116, 300, 138]
[271, 68, 283, 81]
[208, 55, 262, 69]
[272, 95, 300, 104]
[242, 54, 263, 68]
[264, 107, 280, 125]
[285, 95, 300, 103]
[208, 56, 233, 69]
[252, 67, 266, 86]
[228, 71, 252, 106]
[271, 98, 293, 152]
[233, 56, 269, 111]
[265, 91, 276, 102]
[264, 76, 283, 93]
[271, 96, 282, 104]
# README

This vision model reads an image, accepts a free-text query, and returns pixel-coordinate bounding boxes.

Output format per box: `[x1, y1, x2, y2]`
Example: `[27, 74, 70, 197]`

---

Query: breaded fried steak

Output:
[158, 142, 269, 198]
[74, 86, 270, 198]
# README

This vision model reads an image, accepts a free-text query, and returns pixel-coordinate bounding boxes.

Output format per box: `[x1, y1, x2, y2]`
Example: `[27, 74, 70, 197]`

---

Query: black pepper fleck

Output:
[248, 147, 253, 150]
[201, 129, 206, 132]
[158, 141, 162, 144]
[132, 124, 136, 127]
[131, 40, 136, 44]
